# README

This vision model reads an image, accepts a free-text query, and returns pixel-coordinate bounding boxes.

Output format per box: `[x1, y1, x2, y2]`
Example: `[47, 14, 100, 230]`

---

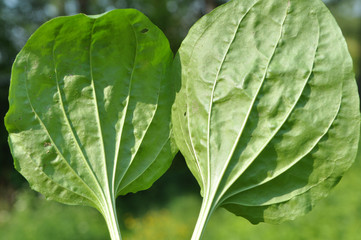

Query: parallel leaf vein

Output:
[112, 15, 137, 195]
[52, 23, 104, 204]
[225, 161, 342, 207]
[87, 18, 113, 207]
[183, 3, 220, 189]
[220, 8, 321, 201]
[211, 1, 289, 203]
[223, 89, 343, 202]
[23, 53, 97, 205]
[115, 54, 163, 193]
[19, 142, 94, 206]
[117, 137, 170, 194]
[206, 0, 259, 198]
[177, 107, 205, 188]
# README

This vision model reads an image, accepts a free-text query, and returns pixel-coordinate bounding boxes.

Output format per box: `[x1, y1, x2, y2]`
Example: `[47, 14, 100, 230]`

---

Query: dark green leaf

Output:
[5, 9, 176, 240]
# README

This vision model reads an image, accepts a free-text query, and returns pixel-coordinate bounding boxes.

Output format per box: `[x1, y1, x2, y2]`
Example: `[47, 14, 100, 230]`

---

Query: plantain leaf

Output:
[172, 0, 360, 239]
[5, 9, 176, 240]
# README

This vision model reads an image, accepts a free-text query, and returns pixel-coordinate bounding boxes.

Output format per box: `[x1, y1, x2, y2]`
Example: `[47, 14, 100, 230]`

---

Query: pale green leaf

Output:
[172, 0, 360, 238]
[5, 9, 176, 240]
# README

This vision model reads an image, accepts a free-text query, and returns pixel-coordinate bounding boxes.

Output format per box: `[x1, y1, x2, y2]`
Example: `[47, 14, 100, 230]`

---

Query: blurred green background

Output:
[1, 0, 361, 239]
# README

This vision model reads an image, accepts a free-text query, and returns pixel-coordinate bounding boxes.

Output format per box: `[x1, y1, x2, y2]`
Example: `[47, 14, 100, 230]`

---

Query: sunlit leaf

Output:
[172, 0, 360, 238]
[5, 9, 176, 240]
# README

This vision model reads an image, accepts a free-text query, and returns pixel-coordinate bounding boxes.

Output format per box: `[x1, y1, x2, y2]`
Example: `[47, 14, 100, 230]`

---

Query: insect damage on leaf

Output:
[141, 28, 149, 33]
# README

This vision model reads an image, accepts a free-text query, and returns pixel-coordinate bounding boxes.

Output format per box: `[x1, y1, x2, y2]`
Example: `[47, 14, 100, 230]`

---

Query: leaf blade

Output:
[172, 0, 360, 236]
[5, 9, 176, 239]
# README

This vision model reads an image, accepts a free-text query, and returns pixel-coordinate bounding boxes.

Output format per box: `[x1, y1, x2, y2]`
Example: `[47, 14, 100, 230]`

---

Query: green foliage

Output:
[172, 0, 360, 238]
[4, 9, 176, 240]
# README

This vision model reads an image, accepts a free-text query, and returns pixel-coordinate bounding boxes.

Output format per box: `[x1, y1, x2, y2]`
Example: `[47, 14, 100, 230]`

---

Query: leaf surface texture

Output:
[5, 9, 176, 238]
[172, 0, 360, 229]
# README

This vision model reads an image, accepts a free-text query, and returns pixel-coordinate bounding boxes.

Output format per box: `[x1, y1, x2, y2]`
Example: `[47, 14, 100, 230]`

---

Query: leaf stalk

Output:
[191, 196, 215, 240]
[103, 197, 122, 240]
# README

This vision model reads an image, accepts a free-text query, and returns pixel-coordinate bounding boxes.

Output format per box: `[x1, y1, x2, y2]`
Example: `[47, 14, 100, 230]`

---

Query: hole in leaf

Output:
[141, 28, 149, 33]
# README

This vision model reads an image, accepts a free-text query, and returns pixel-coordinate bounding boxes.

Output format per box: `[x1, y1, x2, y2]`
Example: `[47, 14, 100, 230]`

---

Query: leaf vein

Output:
[212, 1, 289, 202]
[52, 21, 105, 205]
[206, 0, 259, 198]
[116, 137, 170, 195]
[177, 106, 205, 188]
[112, 15, 138, 195]
[24, 52, 98, 205]
[220, 6, 321, 200]
[224, 91, 342, 201]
